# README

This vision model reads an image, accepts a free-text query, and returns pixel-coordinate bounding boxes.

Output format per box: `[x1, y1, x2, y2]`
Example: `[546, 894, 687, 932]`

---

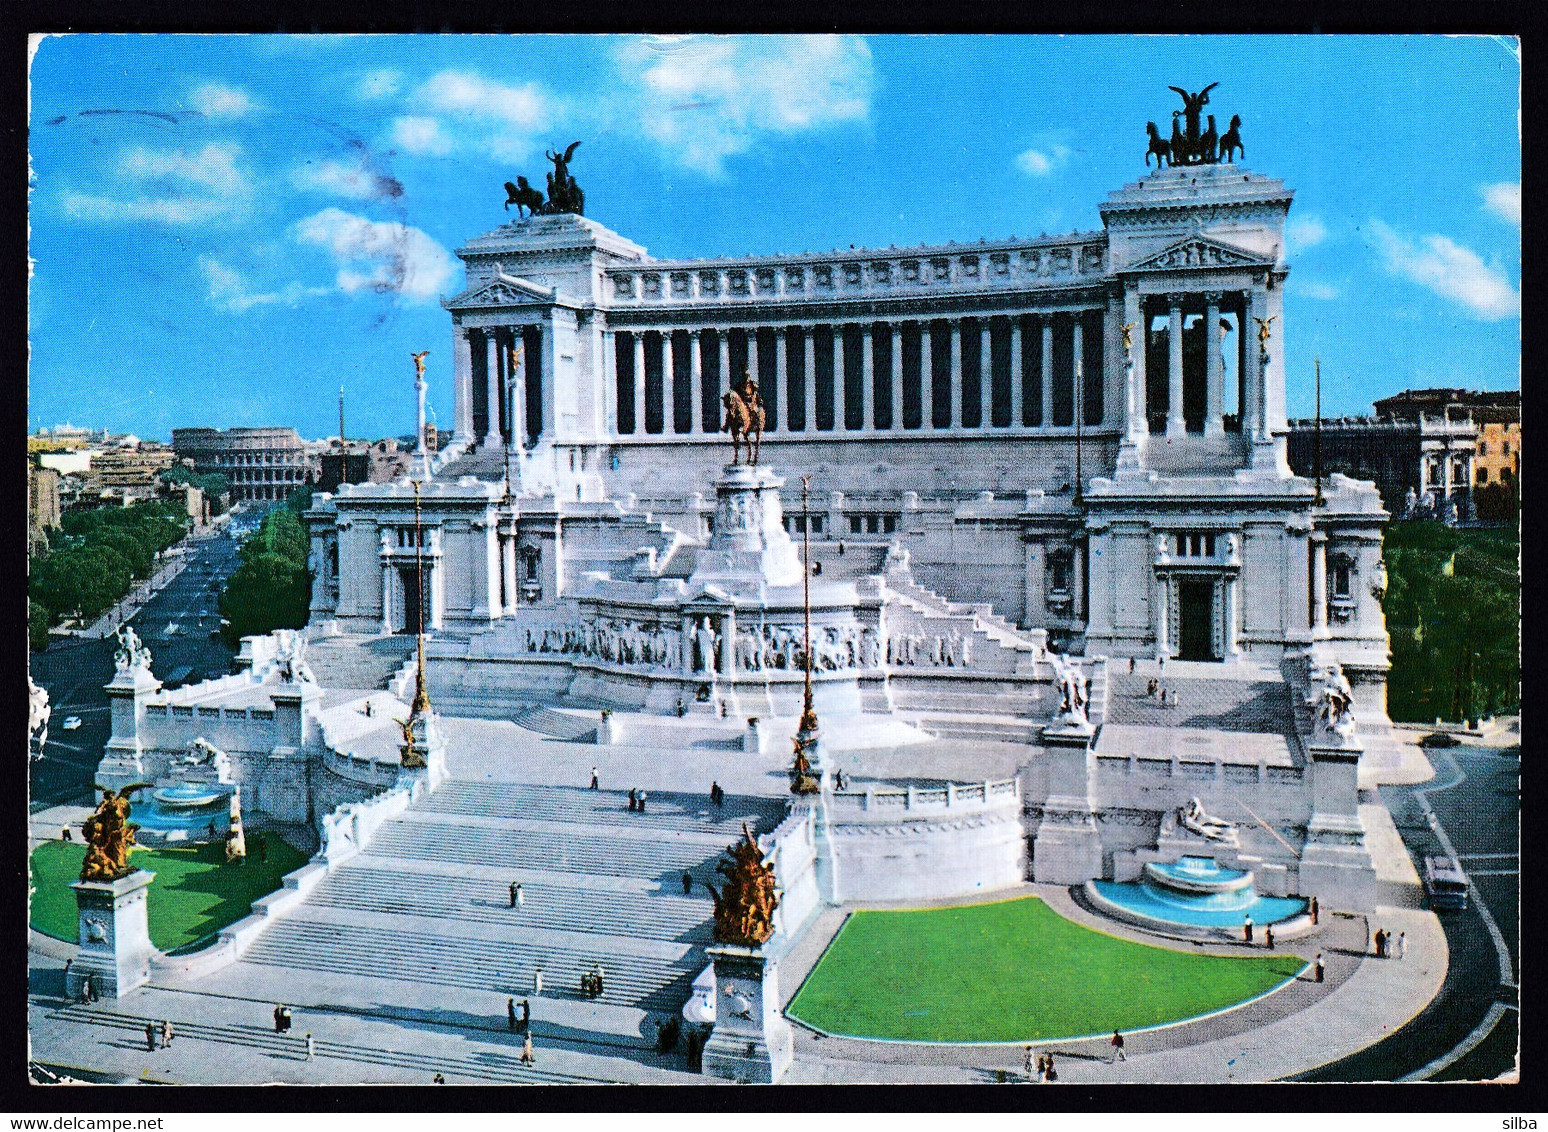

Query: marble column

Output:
[832, 325, 846, 431]
[453, 325, 473, 442]
[861, 324, 875, 432]
[1204, 292, 1224, 437]
[1166, 295, 1185, 438]
[1154, 573, 1171, 658]
[775, 330, 791, 435]
[920, 323, 934, 429]
[1009, 319, 1023, 428]
[662, 330, 677, 435]
[803, 326, 817, 433]
[539, 321, 555, 442]
[601, 329, 618, 437]
[1243, 288, 1265, 443]
[1311, 531, 1329, 636]
[632, 333, 647, 437]
[979, 321, 992, 428]
[889, 323, 904, 432]
[718, 328, 732, 410]
[502, 530, 517, 615]
[747, 330, 760, 401]
[508, 334, 527, 451]
[1041, 319, 1054, 429]
[1071, 318, 1084, 428]
[484, 331, 503, 445]
[689, 330, 704, 434]
[949, 320, 964, 429]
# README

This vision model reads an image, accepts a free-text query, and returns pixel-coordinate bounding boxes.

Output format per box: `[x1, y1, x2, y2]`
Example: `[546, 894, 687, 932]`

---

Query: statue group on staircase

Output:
[504, 141, 585, 217]
[1145, 84, 1244, 168]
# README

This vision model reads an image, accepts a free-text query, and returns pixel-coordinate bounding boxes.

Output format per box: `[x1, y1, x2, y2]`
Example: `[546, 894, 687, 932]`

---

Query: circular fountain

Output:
[130, 784, 235, 846]
[1085, 855, 1310, 941]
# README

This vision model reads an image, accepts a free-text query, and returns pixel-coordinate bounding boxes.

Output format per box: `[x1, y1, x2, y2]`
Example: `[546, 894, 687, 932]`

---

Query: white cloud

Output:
[403, 70, 551, 162]
[291, 207, 457, 303]
[291, 157, 403, 201]
[1365, 219, 1519, 321]
[390, 116, 454, 157]
[189, 82, 255, 118]
[200, 257, 329, 313]
[1287, 215, 1328, 249]
[59, 142, 251, 225]
[611, 35, 873, 176]
[356, 69, 403, 100]
[1298, 280, 1341, 301]
[1016, 145, 1070, 177]
[1480, 182, 1520, 226]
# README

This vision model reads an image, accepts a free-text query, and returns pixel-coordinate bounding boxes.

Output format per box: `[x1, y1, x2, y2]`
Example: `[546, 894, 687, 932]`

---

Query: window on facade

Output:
[850, 515, 864, 535]
[1477, 467, 1489, 484]
[1049, 555, 1070, 593]
[1479, 442, 1490, 455]
[1173, 532, 1217, 558]
[1425, 462, 1439, 487]
[1332, 558, 1352, 600]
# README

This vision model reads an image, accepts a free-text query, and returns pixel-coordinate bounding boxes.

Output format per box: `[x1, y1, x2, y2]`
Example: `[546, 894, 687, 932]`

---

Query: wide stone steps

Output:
[242, 919, 700, 1013]
[1105, 674, 1294, 735]
[369, 818, 726, 879]
[309, 863, 713, 941]
[50, 1005, 689, 1085]
[514, 706, 599, 742]
[418, 781, 786, 836]
[307, 636, 419, 691]
[905, 712, 1037, 743]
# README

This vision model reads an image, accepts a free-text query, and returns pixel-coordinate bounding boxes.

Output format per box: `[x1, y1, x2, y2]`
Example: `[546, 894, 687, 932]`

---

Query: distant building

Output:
[317, 448, 373, 493]
[37, 450, 92, 475]
[1286, 386, 1518, 523]
[28, 465, 61, 556]
[172, 427, 314, 504]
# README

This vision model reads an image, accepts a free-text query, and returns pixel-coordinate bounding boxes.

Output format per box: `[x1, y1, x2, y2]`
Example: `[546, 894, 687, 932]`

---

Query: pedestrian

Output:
[638, 790, 647, 814]
[1158, 654, 1166, 673]
[533, 968, 543, 995]
[510, 880, 519, 907]
[85, 973, 98, 1003]
[627, 788, 637, 812]
[305, 1032, 315, 1061]
[589, 766, 600, 791]
[521, 998, 530, 1031]
[1243, 915, 1254, 944]
[594, 965, 605, 997]
[1024, 1046, 1035, 1081]
[62, 958, 72, 992]
[1374, 928, 1387, 958]
[1129, 657, 1136, 673]
[145, 1022, 157, 1052]
[1313, 952, 1325, 983]
[837, 541, 845, 557]
[1309, 895, 1319, 925]
[682, 871, 693, 896]
[1397, 931, 1407, 960]
[61, 826, 72, 841]
[160, 1019, 174, 1048]
[1264, 925, 1275, 950]
[274, 1004, 285, 1032]
[364, 700, 372, 718]
[508, 997, 517, 1032]
[433, 1072, 446, 1083]
[520, 1031, 535, 1065]
[280, 1006, 293, 1033]
[1043, 1054, 1058, 1082]
[1111, 1029, 1126, 1062]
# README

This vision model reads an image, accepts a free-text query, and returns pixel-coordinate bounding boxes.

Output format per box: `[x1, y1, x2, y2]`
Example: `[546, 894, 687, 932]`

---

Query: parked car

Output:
[1419, 731, 1462, 748]
[62, 716, 82, 731]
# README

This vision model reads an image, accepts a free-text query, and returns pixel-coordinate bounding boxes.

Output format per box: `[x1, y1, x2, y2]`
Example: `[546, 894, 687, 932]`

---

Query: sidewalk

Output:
[79, 556, 188, 640]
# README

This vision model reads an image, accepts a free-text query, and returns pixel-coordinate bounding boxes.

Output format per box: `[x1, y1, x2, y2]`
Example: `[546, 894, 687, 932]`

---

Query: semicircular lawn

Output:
[786, 895, 1305, 1044]
[30, 836, 307, 954]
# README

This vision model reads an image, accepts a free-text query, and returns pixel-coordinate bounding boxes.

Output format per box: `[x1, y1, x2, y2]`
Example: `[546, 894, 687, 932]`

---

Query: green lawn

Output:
[29, 835, 308, 953]
[786, 896, 1305, 1043]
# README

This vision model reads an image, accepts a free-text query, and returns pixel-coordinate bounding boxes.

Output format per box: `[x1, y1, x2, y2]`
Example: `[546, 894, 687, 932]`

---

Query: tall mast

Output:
[411, 478, 430, 715]
[1313, 357, 1324, 506]
[800, 474, 815, 732]
[338, 386, 346, 449]
[1073, 355, 1084, 507]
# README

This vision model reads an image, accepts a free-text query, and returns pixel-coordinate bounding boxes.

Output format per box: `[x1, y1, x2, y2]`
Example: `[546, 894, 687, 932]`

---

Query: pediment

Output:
[1123, 233, 1274, 274]
[446, 272, 557, 309]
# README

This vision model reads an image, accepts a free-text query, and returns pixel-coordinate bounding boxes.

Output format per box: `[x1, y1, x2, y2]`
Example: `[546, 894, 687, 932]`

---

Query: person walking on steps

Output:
[682, 870, 694, 896]
[520, 1031, 535, 1065]
[145, 1022, 157, 1052]
[1110, 1029, 1126, 1062]
[1264, 925, 1275, 950]
[1243, 915, 1254, 944]
[589, 767, 599, 791]
[1313, 952, 1325, 983]
[508, 997, 518, 1032]
[1024, 1046, 1036, 1082]
[160, 1019, 174, 1049]
[1397, 931, 1407, 960]
[305, 1032, 315, 1061]
[521, 998, 531, 1032]
[627, 788, 637, 812]
[637, 790, 648, 814]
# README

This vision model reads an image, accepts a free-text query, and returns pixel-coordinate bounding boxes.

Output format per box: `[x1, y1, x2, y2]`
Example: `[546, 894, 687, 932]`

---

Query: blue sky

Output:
[28, 34, 1520, 440]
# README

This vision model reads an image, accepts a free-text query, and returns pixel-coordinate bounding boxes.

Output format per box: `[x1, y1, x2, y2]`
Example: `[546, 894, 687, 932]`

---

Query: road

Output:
[29, 528, 247, 814]
[1296, 742, 1520, 1082]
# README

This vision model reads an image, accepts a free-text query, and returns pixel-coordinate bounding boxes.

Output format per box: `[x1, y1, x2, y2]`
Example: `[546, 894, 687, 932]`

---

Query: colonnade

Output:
[457, 325, 546, 449]
[610, 312, 1107, 437]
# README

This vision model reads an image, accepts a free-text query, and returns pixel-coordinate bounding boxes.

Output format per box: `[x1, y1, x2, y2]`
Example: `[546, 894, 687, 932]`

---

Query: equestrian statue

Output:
[722, 371, 765, 466]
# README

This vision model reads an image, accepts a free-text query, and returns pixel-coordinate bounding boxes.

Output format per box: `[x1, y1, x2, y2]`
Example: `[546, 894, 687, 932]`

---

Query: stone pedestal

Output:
[99, 665, 161, 790]
[701, 943, 793, 1084]
[1299, 742, 1376, 911]
[68, 870, 156, 999]
[689, 465, 804, 595]
[1031, 719, 1103, 884]
[398, 709, 448, 791]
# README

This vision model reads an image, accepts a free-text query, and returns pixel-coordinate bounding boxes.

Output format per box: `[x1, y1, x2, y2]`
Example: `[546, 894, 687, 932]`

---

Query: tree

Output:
[29, 600, 52, 652]
[219, 507, 313, 645]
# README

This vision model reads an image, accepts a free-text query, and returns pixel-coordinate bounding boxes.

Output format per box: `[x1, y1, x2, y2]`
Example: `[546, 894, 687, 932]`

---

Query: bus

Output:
[1423, 855, 1469, 911]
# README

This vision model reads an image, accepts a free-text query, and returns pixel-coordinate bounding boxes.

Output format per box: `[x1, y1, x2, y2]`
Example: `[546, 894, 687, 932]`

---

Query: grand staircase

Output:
[222, 778, 788, 1081]
[305, 635, 419, 691]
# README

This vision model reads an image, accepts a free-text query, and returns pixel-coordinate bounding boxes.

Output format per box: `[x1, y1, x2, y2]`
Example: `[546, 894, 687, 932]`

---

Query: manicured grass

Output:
[786, 896, 1305, 1043]
[29, 835, 308, 953]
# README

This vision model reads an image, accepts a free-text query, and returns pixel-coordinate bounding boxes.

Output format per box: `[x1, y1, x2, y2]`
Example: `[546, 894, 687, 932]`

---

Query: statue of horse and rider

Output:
[504, 141, 585, 217]
[722, 372, 765, 466]
[1145, 84, 1244, 168]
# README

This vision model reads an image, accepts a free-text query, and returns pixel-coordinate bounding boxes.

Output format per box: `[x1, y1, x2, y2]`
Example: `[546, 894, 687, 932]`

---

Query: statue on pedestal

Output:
[705, 825, 780, 946]
[1177, 796, 1235, 842]
[113, 625, 152, 677]
[722, 373, 765, 466]
[80, 785, 149, 882]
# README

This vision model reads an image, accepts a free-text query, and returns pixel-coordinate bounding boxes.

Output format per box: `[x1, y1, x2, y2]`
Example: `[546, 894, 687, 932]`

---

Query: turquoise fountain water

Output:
[130, 784, 233, 844]
[1091, 855, 1307, 930]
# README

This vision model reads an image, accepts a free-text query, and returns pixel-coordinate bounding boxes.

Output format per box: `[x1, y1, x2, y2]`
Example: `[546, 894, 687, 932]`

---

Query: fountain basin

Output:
[1143, 855, 1256, 895]
[1084, 854, 1312, 942]
[153, 784, 226, 808]
[129, 785, 234, 845]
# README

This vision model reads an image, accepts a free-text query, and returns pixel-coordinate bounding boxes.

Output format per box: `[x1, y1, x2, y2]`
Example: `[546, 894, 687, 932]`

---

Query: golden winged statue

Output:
[704, 824, 780, 947]
[80, 784, 152, 881]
